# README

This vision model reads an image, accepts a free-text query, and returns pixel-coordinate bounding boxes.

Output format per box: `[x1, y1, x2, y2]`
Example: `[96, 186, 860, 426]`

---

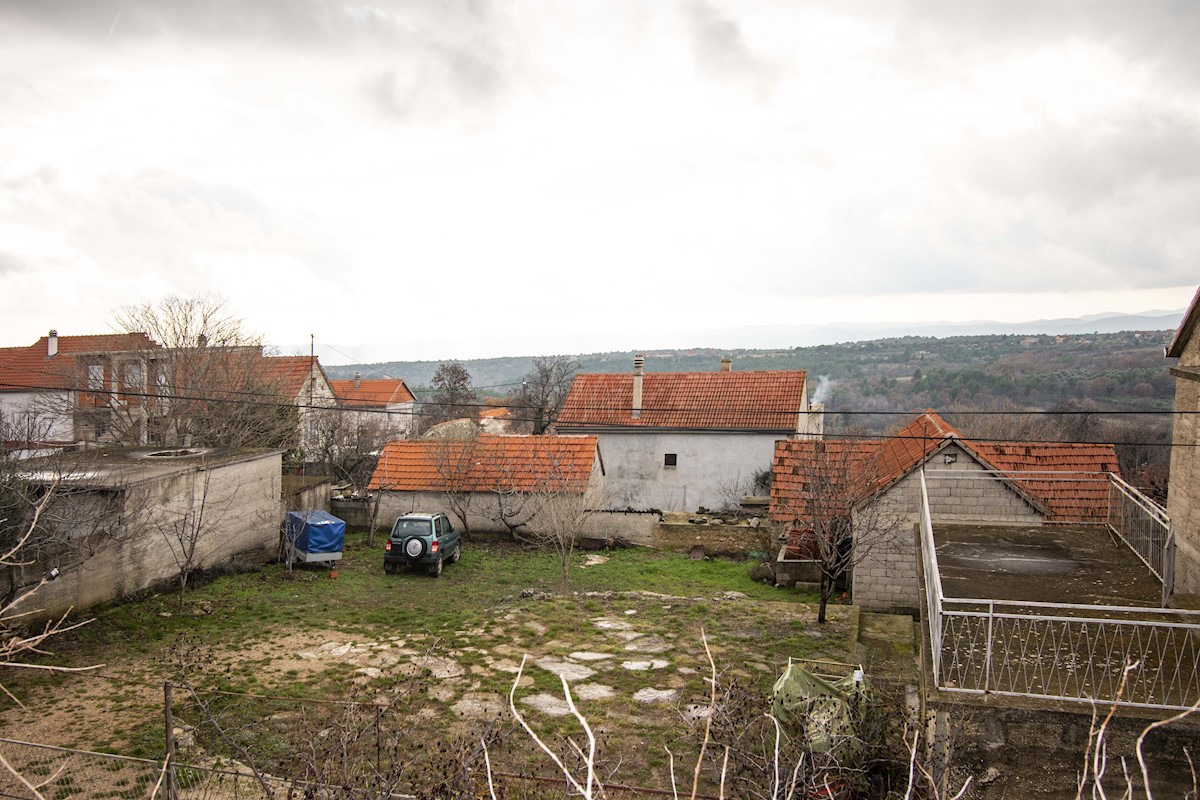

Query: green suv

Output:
[384, 513, 461, 577]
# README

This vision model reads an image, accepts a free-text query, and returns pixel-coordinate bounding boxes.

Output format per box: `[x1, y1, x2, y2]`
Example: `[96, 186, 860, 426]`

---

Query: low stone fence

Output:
[655, 513, 775, 558]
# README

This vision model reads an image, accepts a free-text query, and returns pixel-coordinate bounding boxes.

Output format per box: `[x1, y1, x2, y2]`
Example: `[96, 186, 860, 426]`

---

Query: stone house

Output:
[770, 411, 1120, 612]
[1166, 284, 1200, 598]
[555, 355, 822, 512]
[329, 374, 416, 439]
[3, 447, 282, 621]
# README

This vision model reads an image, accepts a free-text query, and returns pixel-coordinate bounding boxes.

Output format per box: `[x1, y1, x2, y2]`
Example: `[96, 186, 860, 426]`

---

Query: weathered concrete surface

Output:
[934, 524, 1162, 606]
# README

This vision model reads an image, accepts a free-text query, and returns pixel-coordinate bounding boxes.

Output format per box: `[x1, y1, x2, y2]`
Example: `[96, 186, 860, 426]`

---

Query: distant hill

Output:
[324, 328, 1178, 411]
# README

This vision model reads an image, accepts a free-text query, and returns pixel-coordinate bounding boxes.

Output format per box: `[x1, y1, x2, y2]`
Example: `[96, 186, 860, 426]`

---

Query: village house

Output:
[1166, 283, 1200, 599]
[770, 410, 1120, 612]
[554, 355, 822, 512]
[239, 354, 337, 459]
[0, 330, 162, 451]
[367, 433, 615, 537]
[329, 373, 416, 439]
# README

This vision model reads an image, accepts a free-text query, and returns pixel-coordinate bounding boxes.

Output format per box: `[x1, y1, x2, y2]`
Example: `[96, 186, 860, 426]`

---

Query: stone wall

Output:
[931, 697, 1200, 799]
[655, 520, 773, 557]
[852, 444, 1043, 613]
[1168, 336, 1200, 595]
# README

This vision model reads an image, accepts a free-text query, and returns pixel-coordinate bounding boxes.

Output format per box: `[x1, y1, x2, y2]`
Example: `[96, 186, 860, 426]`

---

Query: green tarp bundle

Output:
[772, 659, 870, 760]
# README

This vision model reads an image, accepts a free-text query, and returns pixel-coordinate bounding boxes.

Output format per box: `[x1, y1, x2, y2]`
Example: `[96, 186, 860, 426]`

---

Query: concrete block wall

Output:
[852, 445, 1043, 612]
[17, 452, 282, 621]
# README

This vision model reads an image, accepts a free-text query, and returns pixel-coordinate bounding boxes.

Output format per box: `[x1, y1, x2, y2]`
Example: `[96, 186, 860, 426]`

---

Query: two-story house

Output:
[0, 330, 162, 451]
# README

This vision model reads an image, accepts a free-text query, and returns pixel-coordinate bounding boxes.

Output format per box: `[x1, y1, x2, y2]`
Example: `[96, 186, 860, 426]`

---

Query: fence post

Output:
[983, 602, 994, 693]
[164, 681, 177, 800]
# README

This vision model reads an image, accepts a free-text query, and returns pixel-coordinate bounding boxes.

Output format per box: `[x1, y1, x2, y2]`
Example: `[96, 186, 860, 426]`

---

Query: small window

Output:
[87, 364, 105, 391]
[664, 453, 677, 468]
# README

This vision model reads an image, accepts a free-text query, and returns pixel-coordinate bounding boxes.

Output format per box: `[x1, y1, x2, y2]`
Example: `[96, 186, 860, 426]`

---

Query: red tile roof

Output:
[259, 356, 322, 399]
[0, 333, 160, 392]
[974, 442, 1119, 524]
[330, 379, 415, 408]
[368, 434, 600, 493]
[556, 370, 808, 431]
[771, 410, 1121, 528]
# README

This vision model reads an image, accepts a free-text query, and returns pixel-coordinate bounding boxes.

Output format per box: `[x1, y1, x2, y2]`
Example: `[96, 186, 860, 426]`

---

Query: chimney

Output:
[632, 354, 644, 419]
[354, 371, 361, 390]
[47, 330, 58, 358]
[720, 356, 732, 372]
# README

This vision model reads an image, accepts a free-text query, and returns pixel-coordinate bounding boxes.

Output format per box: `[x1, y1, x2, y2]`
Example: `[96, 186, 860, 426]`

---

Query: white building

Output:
[555, 355, 822, 512]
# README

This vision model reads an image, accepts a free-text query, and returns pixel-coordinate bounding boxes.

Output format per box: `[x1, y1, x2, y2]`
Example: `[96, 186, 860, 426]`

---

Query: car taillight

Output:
[385, 541, 391, 551]
[431, 540, 439, 553]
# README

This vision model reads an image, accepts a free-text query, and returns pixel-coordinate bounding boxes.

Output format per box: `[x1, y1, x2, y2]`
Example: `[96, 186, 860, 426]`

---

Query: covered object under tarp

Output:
[282, 510, 345, 566]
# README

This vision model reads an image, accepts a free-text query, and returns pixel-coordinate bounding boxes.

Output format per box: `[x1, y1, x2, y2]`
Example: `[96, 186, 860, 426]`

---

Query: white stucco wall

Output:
[591, 430, 783, 512]
[0, 390, 74, 443]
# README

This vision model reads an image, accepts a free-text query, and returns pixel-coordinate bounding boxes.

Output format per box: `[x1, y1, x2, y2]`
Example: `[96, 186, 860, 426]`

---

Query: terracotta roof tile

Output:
[0, 333, 160, 392]
[557, 370, 808, 431]
[770, 409, 1121, 527]
[258, 356, 322, 398]
[974, 442, 1119, 524]
[330, 379, 415, 408]
[368, 434, 599, 493]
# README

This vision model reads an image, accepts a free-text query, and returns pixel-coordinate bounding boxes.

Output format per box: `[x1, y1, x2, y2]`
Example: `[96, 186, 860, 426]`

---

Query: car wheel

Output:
[449, 545, 461, 564]
[404, 537, 426, 559]
[429, 556, 443, 577]
[384, 563, 396, 575]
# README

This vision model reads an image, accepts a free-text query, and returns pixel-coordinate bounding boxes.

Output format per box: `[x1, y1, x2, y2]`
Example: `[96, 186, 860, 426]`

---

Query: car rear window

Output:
[392, 518, 433, 536]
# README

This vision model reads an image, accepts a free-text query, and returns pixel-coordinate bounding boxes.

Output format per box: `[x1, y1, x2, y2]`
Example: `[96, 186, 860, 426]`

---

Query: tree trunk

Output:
[817, 575, 834, 624]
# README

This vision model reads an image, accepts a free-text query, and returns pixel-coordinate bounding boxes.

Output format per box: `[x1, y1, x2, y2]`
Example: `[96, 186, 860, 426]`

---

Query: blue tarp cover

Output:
[284, 510, 346, 555]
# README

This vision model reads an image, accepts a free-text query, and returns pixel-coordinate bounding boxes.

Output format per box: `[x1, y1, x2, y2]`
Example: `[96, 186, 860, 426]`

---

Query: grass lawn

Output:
[1, 532, 855, 796]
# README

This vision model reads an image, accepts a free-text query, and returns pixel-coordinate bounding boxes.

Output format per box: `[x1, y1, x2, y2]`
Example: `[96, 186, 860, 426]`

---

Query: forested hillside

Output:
[328, 329, 1175, 416]
[328, 329, 1178, 497]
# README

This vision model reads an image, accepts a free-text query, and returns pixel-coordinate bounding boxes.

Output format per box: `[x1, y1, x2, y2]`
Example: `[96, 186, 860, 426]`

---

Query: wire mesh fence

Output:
[0, 738, 167, 800]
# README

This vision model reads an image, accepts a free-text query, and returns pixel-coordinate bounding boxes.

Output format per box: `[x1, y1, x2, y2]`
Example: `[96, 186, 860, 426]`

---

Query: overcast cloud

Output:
[0, 0, 1197, 361]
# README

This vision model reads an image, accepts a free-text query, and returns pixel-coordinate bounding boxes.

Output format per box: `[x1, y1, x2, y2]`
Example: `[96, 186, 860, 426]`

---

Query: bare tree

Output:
[505, 355, 579, 435]
[144, 463, 239, 607]
[772, 439, 907, 623]
[428, 428, 481, 539]
[0, 438, 109, 706]
[419, 361, 477, 434]
[512, 446, 607, 594]
[309, 404, 391, 491]
[109, 294, 300, 451]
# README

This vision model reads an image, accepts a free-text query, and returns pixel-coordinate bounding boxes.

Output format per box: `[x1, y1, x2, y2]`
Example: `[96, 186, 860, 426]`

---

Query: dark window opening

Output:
[664, 453, 677, 468]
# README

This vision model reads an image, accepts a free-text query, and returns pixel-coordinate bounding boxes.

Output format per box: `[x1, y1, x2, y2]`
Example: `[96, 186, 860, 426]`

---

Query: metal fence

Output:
[937, 599, 1200, 710]
[918, 469, 1200, 711]
[1107, 474, 1175, 604]
[0, 738, 168, 800]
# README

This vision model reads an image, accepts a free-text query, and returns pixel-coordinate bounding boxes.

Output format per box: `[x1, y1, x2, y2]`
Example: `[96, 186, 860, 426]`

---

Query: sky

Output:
[1, 1, 1198, 364]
